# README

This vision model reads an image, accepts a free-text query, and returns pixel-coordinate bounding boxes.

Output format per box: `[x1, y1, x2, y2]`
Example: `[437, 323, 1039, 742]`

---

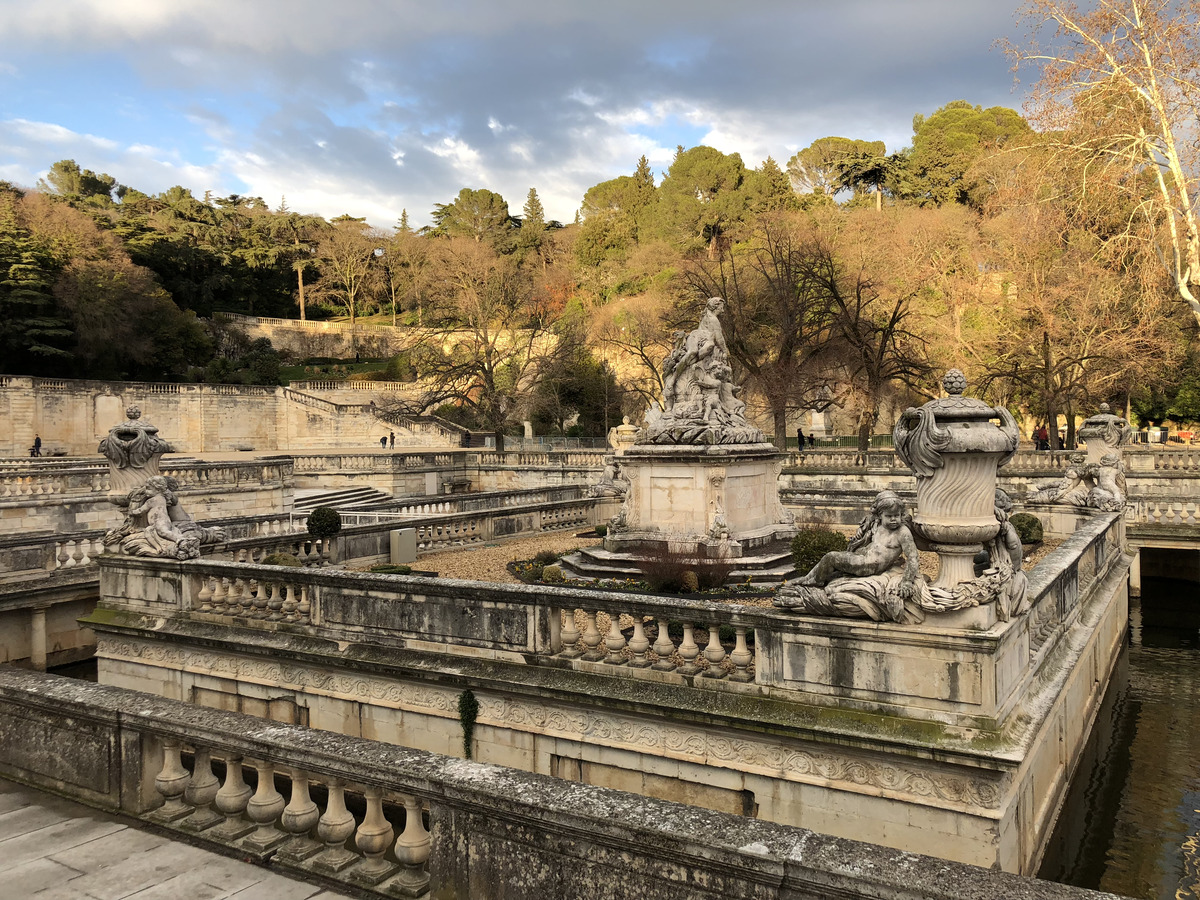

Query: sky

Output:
[0, 1, 1034, 229]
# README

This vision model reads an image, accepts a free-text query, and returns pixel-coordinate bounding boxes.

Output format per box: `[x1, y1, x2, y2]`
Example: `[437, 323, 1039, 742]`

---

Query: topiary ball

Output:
[791, 527, 849, 573]
[261, 553, 302, 567]
[1010, 512, 1044, 545]
[680, 570, 700, 593]
[306, 506, 343, 539]
[541, 564, 565, 583]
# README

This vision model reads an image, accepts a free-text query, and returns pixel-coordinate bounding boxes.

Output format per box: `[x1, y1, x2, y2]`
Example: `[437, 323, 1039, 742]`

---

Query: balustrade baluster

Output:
[628, 618, 652, 668]
[197, 577, 215, 612]
[251, 580, 268, 617]
[297, 585, 312, 622]
[391, 794, 430, 896]
[559, 609, 582, 658]
[266, 582, 285, 621]
[677, 625, 701, 675]
[282, 584, 298, 621]
[70, 540, 85, 567]
[56, 542, 70, 569]
[604, 613, 627, 665]
[181, 748, 223, 831]
[729, 628, 754, 682]
[210, 577, 229, 614]
[580, 611, 605, 661]
[352, 786, 398, 884]
[149, 739, 193, 823]
[313, 778, 359, 872]
[702, 626, 727, 678]
[651, 618, 676, 671]
[277, 770, 322, 861]
[241, 761, 287, 852]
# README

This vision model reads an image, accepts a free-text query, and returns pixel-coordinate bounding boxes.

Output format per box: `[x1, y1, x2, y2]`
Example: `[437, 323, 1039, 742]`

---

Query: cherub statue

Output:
[1087, 453, 1126, 510]
[796, 490, 920, 600]
[1030, 453, 1090, 505]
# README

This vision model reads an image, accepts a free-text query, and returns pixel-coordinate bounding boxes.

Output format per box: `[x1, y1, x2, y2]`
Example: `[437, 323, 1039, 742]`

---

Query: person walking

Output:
[32, 435, 41, 457]
[796, 425, 805, 453]
[380, 435, 387, 450]
[389, 431, 395, 449]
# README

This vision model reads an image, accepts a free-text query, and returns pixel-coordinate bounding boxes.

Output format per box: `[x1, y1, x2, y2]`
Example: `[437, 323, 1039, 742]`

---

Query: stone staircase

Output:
[560, 541, 797, 584]
[293, 487, 394, 513]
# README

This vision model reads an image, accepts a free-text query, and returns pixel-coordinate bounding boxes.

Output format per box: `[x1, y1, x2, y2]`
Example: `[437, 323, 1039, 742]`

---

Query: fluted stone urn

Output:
[98, 406, 173, 507]
[894, 371, 1019, 588]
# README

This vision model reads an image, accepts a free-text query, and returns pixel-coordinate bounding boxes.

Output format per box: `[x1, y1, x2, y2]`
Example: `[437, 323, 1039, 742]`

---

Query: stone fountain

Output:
[565, 297, 797, 582]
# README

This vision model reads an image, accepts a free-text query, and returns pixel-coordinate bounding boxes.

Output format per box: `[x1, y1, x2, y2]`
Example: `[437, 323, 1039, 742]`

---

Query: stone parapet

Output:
[0, 668, 1114, 900]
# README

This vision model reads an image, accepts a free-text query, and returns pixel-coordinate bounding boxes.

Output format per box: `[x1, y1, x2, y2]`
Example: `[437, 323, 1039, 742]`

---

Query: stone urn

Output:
[893, 371, 1019, 588]
[1077, 403, 1131, 465]
[98, 406, 173, 507]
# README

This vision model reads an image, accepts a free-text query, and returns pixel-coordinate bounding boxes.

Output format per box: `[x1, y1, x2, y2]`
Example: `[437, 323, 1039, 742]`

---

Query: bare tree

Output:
[1009, 0, 1200, 324]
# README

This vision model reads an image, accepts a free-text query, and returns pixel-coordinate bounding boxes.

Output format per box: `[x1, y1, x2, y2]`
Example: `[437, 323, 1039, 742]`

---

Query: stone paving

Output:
[0, 777, 356, 900]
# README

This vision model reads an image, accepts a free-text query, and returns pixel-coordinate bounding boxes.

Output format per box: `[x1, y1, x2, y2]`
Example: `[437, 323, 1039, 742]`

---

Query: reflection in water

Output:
[1040, 577, 1200, 900]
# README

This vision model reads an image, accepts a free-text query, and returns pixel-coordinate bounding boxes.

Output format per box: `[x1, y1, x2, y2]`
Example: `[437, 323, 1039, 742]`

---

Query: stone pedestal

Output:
[603, 443, 796, 560]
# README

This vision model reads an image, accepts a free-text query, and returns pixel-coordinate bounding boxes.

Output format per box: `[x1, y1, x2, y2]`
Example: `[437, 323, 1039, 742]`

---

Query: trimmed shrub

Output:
[1010, 513, 1044, 545]
[533, 549, 559, 566]
[680, 570, 700, 593]
[541, 564, 565, 583]
[791, 528, 848, 573]
[594, 524, 608, 537]
[306, 506, 342, 540]
[261, 553, 301, 567]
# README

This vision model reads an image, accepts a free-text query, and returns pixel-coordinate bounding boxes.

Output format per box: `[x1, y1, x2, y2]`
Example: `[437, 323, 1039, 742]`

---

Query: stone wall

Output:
[222, 313, 409, 358]
[0, 376, 452, 457]
[87, 511, 1130, 874]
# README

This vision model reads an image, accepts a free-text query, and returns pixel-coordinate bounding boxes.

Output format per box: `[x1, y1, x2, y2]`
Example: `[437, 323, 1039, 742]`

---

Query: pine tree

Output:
[398, 209, 411, 233]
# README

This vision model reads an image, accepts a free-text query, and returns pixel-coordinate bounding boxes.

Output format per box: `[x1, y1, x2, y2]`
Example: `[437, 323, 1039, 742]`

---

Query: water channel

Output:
[1040, 576, 1200, 899]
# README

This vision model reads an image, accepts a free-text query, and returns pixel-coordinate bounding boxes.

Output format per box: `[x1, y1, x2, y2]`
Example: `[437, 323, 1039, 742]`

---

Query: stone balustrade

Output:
[99, 508, 1124, 727]
[0, 457, 292, 499]
[0, 667, 1101, 900]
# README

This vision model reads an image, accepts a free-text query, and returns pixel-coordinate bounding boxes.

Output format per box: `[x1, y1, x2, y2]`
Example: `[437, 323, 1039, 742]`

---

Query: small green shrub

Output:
[458, 690, 478, 760]
[306, 506, 342, 540]
[1010, 513, 1044, 545]
[261, 553, 302, 567]
[370, 564, 412, 575]
[791, 528, 848, 573]
[541, 564, 565, 583]
[594, 524, 608, 537]
[680, 570, 700, 593]
[533, 549, 559, 566]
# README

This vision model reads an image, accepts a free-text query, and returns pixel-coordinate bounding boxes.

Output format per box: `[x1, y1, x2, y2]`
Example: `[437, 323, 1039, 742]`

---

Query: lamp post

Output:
[373, 247, 396, 326]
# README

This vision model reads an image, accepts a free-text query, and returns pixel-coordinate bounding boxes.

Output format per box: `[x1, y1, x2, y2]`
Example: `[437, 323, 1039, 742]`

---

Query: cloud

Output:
[0, 1, 1030, 226]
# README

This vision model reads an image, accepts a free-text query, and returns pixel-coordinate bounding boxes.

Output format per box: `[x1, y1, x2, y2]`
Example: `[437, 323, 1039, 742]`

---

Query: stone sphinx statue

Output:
[639, 297, 765, 445]
[100, 406, 225, 560]
[775, 489, 1028, 624]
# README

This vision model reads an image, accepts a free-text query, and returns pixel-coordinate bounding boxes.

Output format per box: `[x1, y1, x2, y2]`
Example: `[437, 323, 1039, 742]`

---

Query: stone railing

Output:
[476, 450, 609, 468]
[219, 312, 403, 333]
[289, 379, 421, 393]
[281, 388, 366, 415]
[0, 457, 293, 501]
[0, 669, 1098, 900]
[0, 528, 109, 585]
[101, 509, 1125, 727]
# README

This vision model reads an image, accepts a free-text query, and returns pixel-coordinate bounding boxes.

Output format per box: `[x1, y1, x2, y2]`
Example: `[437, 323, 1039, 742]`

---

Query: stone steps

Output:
[559, 543, 797, 584]
[293, 487, 393, 512]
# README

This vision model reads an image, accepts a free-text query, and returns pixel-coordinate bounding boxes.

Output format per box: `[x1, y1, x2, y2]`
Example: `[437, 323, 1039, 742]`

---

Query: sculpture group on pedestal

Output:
[640, 297, 764, 445]
[100, 407, 225, 560]
[776, 371, 1029, 624]
[1031, 404, 1130, 511]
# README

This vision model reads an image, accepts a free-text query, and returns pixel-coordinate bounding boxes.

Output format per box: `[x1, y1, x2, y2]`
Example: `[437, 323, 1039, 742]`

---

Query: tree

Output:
[38, 159, 120, 203]
[897, 102, 1031, 207]
[786, 138, 884, 199]
[313, 217, 375, 327]
[405, 238, 563, 451]
[431, 188, 515, 250]
[648, 146, 747, 258]
[517, 187, 548, 269]
[744, 157, 798, 213]
[269, 212, 328, 320]
[1010, 0, 1200, 326]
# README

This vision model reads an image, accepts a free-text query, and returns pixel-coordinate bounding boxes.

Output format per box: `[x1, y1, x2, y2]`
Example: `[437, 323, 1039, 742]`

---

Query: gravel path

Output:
[415, 530, 592, 583]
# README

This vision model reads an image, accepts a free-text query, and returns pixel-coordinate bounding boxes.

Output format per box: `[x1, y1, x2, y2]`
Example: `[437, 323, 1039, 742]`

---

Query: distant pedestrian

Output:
[796, 426, 805, 453]
[380, 436, 387, 450]
[32, 435, 41, 457]
[389, 431, 395, 449]
[1035, 425, 1049, 451]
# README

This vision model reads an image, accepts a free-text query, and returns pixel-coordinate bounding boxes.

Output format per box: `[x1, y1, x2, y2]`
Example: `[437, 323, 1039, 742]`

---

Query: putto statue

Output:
[589, 455, 630, 498]
[640, 297, 764, 445]
[775, 489, 1028, 624]
[100, 407, 225, 560]
[1031, 404, 1129, 511]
